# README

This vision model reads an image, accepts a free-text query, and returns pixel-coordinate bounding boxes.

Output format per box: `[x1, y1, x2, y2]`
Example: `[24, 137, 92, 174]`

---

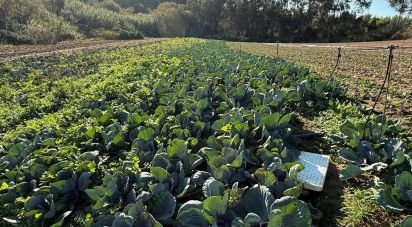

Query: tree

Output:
[186, 0, 225, 36]
[154, 2, 191, 37]
[45, 0, 65, 15]
[388, 0, 412, 15]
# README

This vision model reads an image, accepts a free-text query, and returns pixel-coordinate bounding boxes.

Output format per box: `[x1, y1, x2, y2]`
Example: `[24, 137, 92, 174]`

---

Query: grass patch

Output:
[339, 188, 380, 227]
[314, 100, 365, 134]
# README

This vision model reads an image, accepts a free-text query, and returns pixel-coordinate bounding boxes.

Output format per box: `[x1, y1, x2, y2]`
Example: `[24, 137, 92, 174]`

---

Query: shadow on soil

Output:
[296, 136, 344, 226]
[306, 162, 344, 227]
[293, 105, 344, 227]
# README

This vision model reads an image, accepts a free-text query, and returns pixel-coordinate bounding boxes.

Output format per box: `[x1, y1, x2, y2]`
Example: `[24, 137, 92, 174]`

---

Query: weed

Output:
[339, 188, 379, 227]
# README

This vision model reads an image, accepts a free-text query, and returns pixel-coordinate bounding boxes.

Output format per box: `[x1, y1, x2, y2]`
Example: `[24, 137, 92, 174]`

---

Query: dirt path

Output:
[263, 39, 412, 49]
[0, 38, 168, 62]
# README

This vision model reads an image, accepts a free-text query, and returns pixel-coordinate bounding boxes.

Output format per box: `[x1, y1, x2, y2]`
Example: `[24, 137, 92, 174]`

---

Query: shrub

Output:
[119, 30, 144, 40]
[0, 0, 80, 44]
[91, 28, 144, 40]
[98, 0, 122, 12]
[24, 16, 81, 44]
[63, 0, 155, 36]
[153, 2, 191, 37]
[91, 28, 121, 40]
[0, 30, 31, 44]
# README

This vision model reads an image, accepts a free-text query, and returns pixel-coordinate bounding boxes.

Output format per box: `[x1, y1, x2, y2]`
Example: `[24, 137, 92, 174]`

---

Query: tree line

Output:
[155, 0, 411, 42]
[0, 0, 411, 44]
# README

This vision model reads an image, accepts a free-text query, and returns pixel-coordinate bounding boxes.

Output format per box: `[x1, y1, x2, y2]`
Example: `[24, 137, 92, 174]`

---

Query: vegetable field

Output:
[228, 41, 412, 130]
[0, 39, 411, 226]
[0, 38, 166, 62]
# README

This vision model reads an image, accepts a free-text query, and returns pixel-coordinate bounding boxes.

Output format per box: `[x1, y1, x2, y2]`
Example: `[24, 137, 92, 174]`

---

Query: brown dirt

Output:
[0, 38, 168, 62]
[265, 39, 412, 49]
[228, 41, 412, 131]
[304, 146, 406, 226]
[294, 112, 407, 226]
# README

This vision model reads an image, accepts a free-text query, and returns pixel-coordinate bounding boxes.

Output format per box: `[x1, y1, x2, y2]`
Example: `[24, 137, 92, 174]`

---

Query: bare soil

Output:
[267, 39, 412, 49]
[295, 113, 406, 227]
[229, 40, 412, 131]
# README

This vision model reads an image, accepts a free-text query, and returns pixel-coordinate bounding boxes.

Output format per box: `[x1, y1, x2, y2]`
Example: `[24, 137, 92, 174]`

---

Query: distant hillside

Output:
[0, 0, 156, 44]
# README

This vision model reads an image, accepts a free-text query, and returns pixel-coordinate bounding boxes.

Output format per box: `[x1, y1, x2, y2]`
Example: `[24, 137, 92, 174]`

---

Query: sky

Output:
[367, 0, 399, 17]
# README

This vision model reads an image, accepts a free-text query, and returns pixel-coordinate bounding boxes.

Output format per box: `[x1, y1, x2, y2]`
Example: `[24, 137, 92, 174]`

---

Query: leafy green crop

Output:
[331, 107, 412, 225]
[0, 39, 345, 226]
[334, 115, 410, 180]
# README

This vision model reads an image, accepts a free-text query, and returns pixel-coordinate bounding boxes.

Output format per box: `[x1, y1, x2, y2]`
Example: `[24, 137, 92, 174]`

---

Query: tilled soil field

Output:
[228, 40, 412, 131]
